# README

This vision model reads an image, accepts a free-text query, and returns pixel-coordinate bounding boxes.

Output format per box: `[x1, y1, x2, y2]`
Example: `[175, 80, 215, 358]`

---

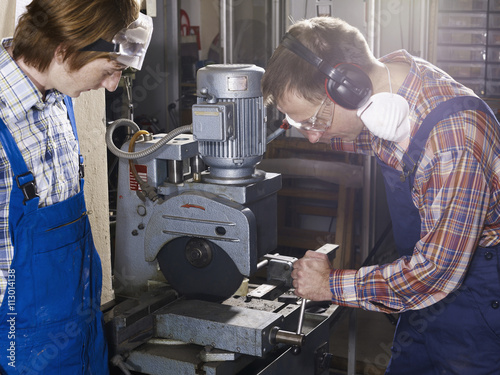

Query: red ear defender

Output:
[324, 63, 372, 110]
[280, 33, 372, 110]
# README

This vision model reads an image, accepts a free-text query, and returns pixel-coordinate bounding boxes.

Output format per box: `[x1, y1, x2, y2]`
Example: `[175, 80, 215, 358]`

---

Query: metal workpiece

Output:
[314, 243, 340, 262]
[155, 299, 283, 357]
[247, 283, 285, 301]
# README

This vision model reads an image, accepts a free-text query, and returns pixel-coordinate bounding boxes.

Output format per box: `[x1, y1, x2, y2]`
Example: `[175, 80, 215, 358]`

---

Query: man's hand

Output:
[291, 250, 333, 301]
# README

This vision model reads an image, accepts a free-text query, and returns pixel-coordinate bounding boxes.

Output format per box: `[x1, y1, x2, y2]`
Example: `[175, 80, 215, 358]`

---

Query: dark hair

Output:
[12, 0, 140, 72]
[262, 17, 377, 106]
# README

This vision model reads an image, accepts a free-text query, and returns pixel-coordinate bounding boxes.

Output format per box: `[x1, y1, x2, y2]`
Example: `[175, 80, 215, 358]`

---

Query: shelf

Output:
[436, 0, 500, 97]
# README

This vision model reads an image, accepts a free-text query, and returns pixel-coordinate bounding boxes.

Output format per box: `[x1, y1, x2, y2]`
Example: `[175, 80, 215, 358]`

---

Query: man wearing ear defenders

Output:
[0, 0, 152, 373]
[262, 17, 500, 374]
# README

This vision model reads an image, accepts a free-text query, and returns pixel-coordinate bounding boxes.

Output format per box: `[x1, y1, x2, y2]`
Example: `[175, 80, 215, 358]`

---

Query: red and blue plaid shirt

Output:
[330, 50, 500, 313]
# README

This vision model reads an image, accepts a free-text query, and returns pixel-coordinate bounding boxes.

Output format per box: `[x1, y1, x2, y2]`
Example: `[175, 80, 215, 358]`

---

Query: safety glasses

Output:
[285, 97, 335, 132]
[80, 13, 153, 70]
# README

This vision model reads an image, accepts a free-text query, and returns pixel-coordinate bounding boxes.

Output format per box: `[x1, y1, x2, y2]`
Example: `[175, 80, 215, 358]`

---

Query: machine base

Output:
[105, 285, 340, 375]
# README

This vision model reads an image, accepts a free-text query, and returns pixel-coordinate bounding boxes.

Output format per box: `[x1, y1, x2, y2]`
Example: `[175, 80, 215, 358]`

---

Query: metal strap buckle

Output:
[15, 172, 39, 205]
[400, 154, 417, 183]
[79, 154, 85, 179]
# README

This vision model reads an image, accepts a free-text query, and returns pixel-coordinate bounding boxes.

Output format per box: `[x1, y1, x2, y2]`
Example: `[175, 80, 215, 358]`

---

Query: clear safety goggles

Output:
[285, 97, 335, 132]
[80, 12, 153, 70]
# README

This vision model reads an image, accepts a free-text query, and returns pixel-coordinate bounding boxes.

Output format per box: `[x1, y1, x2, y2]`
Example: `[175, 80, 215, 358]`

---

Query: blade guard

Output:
[144, 191, 258, 277]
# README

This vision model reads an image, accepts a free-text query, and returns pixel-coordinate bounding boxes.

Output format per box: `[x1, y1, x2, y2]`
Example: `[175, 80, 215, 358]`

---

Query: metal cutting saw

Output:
[104, 64, 340, 375]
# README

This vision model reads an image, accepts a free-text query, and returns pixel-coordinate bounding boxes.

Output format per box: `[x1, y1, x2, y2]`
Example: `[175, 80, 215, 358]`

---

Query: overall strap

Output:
[400, 96, 495, 185]
[379, 95, 496, 256]
[63, 95, 78, 143]
[0, 116, 39, 211]
[63, 95, 85, 179]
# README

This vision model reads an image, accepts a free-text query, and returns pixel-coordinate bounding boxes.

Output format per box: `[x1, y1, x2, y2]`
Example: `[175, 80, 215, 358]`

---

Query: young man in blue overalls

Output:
[0, 0, 152, 373]
[263, 17, 500, 374]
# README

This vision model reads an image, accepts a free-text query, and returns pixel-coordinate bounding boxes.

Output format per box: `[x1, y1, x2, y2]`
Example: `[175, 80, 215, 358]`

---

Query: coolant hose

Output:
[105, 118, 193, 160]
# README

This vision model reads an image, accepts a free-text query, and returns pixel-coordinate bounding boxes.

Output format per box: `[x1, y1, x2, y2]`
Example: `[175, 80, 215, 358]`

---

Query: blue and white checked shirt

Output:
[0, 39, 80, 302]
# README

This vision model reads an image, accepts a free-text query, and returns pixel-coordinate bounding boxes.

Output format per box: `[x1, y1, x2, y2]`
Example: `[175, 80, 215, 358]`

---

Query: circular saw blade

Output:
[157, 237, 244, 302]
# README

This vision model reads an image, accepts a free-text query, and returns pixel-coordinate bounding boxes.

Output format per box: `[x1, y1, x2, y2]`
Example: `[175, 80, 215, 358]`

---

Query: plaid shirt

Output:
[330, 50, 500, 313]
[0, 39, 80, 302]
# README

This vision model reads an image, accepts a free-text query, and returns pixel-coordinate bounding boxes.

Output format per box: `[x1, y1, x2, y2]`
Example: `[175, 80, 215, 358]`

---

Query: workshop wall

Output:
[0, 0, 113, 304]
[73, 94, 114, 305]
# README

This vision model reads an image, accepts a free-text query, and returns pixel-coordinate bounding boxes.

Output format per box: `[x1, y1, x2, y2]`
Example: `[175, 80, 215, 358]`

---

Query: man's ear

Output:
[54, 44, 67, 65]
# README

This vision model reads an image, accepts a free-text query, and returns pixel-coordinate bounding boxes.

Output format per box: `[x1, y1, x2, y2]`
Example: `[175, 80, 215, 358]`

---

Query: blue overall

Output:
[379, 96, 500, 374]
[0, 97, 109, 374]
